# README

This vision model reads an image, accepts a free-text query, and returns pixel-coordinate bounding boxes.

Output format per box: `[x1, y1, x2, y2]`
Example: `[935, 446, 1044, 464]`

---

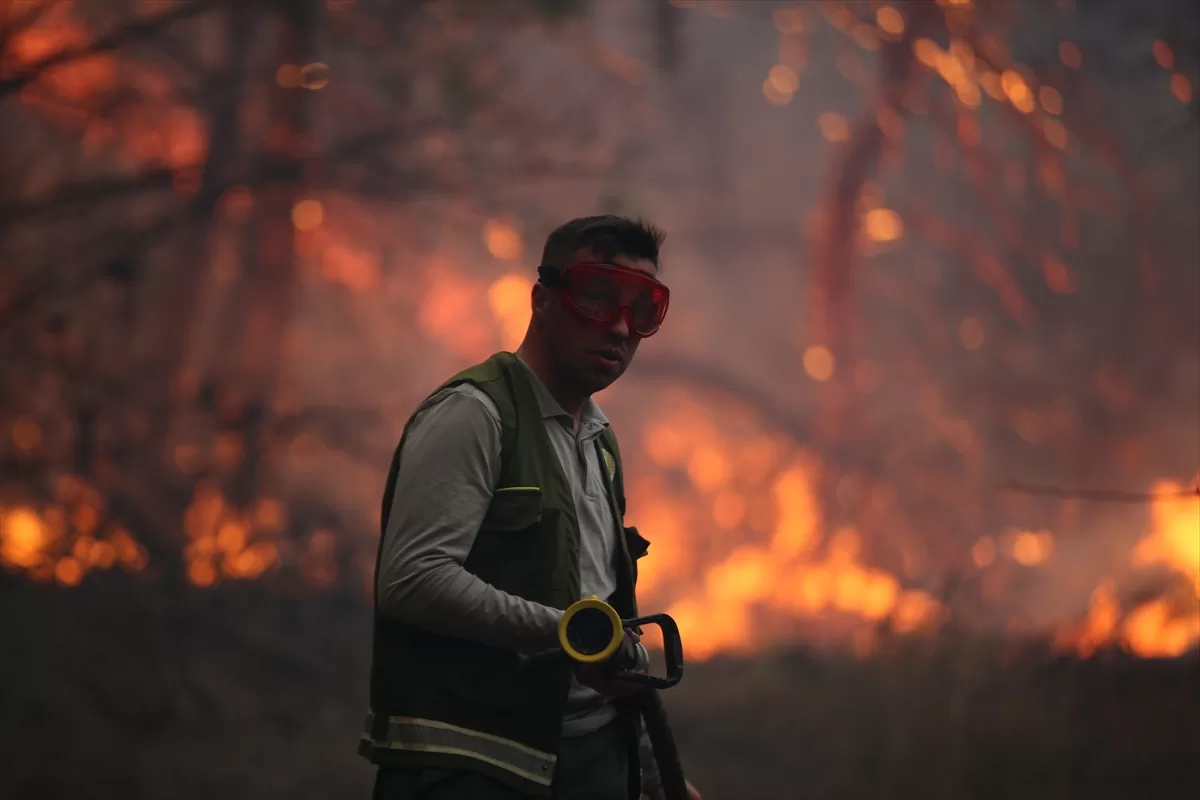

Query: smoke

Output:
[3, 0, 1193, 655]
[268, 0, 1200, 654]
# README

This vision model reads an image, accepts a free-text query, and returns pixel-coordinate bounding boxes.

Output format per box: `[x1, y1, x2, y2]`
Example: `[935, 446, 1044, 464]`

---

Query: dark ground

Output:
[2, 570, 1198, 800]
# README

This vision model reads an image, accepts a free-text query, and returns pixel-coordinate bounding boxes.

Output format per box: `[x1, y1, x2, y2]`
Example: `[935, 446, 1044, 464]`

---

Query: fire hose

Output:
[520, 597, 689, 800]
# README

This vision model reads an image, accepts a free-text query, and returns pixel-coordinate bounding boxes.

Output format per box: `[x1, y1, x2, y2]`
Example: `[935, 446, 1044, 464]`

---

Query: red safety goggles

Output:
[537, 262, 670, 338]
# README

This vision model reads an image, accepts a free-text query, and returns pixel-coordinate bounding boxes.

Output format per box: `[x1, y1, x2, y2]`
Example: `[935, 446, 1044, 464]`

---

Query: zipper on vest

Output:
[495, 486, 541, 493]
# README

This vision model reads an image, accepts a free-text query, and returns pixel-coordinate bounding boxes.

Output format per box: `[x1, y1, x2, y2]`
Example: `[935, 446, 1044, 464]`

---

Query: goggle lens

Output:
[541, 263, 669, 337]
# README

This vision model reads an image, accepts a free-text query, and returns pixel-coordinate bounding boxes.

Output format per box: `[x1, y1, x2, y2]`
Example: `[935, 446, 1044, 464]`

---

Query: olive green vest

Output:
[359, 352, 648, 796]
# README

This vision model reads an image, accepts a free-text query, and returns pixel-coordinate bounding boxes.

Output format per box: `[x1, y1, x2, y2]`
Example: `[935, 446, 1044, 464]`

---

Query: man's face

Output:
[536, 252, 660, 397]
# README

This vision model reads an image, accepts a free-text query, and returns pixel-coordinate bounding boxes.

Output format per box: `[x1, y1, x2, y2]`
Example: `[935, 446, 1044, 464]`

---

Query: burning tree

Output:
[0, 0, 645, 587]
[0, 0, 1198, 664]
[1, 2, 1199, 798]
[616, 0, 1199, 659]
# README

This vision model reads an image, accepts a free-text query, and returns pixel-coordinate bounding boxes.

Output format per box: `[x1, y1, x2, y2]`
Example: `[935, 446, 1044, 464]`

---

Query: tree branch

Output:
[0, 0, 69, 53]
[0, 0, 218, 99]
[998, 480, 1200, 504]
[0, 169, 178, 232]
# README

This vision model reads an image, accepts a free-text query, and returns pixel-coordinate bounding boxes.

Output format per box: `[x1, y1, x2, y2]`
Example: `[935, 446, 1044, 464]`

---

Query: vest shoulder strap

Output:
[438, 352, 526, 488]
[382, 353, 519, 535]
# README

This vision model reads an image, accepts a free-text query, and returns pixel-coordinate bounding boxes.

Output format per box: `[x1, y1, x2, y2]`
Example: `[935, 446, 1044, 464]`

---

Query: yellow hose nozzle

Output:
[520, 596, 684, 690]
[557, 596, 625, 663]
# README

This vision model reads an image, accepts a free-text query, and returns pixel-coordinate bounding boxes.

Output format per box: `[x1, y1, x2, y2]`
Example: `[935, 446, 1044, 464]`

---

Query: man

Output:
[360, 216, 701, 800]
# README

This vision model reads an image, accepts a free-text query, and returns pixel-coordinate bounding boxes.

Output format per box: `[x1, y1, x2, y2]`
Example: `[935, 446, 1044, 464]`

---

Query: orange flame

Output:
[182, 485, 282, 587]
[1060, 481, 1200, 658]
[9, 8, 116, 107]
[0, 476, 149, 584]
[4, 0, 1195, 672]
[628, 400, 943, 661]
[9, 5, 206, 171]
[0, 507, 51, 569]
[1135, 482, 1200, 596]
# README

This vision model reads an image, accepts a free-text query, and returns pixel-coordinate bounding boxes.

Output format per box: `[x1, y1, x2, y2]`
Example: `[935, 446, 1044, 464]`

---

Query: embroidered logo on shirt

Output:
[600, 448, 616, 484]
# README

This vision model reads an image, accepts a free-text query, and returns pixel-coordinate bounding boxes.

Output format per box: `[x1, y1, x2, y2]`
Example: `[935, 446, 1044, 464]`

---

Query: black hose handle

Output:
[518, 611, 684, 691]
[614, 612, 684, 689]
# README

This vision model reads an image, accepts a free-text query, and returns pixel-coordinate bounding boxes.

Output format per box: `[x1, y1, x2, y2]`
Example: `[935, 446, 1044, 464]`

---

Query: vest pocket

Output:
[483, 487, 544, 530]
[468, 488, 555, 603]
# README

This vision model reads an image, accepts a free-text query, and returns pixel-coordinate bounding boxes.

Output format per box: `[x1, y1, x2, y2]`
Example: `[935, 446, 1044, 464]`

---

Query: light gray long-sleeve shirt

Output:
[377, 357, 659, 788]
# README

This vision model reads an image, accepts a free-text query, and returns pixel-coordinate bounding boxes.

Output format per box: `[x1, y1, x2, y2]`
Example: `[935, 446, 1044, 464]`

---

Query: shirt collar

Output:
[514, 355, 610, 430]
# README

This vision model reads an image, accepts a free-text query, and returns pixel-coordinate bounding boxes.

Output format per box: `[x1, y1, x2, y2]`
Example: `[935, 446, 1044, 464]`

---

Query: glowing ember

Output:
[863, 208, 903, 242]
[1, 508, 50, 569]
[876, 7, 904, 36]
[1039, 86, 1063, 115]
[55, 557, 83, 586]
[1152, 40, 1174, 70]
[1170, 74, 1192, 104]
[803, 346, 836, 382]
[767, 64, 800, 95]
[292, 199, 325, 231]
[818, 112, 850, 142]
[913, 39, 941, 69]
[1009, 530, 1054, 567]
[971, 536, 997, 567]
[484, 220, 523, 261]
[762, 74, 794, 107]
[1001, 70, 1036, 113]
[1059, 41, 1082, 69]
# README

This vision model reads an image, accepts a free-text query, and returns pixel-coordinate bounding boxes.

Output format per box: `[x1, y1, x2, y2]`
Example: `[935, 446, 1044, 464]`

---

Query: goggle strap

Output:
[537, 265, 565, 287]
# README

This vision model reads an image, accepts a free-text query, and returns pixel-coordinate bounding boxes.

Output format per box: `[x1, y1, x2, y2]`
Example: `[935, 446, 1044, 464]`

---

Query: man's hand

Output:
[574, 626, 645, 699]
[644, 780, 702, 800]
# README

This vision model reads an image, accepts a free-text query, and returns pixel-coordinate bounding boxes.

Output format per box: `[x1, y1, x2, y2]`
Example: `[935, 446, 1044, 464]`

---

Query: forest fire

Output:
[8, 3, 206, 173]
[0, 476, 147, 585]
[3, 408, 1196, 660]
[1, 0, 1197, 674]
[181, 483, 282, 587]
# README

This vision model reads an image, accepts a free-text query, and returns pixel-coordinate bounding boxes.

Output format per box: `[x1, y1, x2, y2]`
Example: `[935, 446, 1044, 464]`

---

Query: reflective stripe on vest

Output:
[361, 713, 556, 787]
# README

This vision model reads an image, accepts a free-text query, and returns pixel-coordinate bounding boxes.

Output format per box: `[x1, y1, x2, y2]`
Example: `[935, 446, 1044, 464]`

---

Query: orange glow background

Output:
[2, 2, 1199, 798]
[1, 0, 1197, 669]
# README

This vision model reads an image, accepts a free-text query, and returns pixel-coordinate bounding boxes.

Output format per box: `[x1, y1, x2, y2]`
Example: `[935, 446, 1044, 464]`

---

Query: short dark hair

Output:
[539, 215, 666, 271]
